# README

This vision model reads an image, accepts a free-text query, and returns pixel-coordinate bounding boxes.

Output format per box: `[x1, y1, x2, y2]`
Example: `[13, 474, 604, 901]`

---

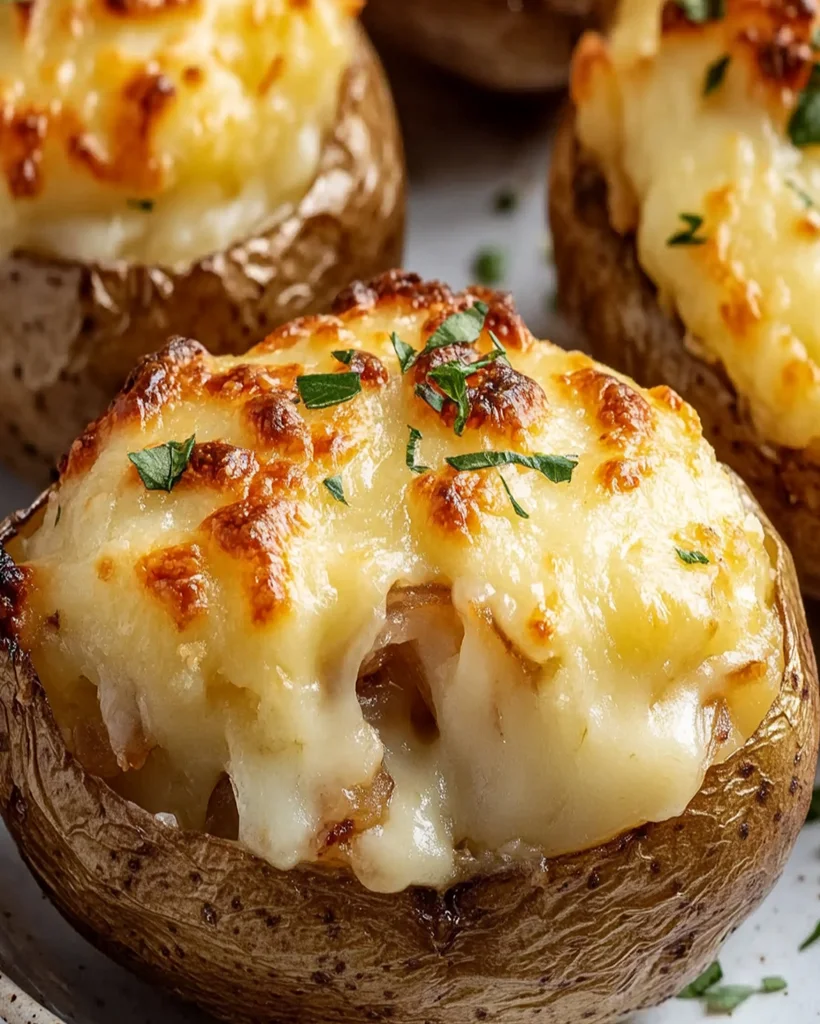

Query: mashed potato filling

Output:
[574, 0, 820, 451]
[10, 276, 783, 893]
[0, 0, 358, 267]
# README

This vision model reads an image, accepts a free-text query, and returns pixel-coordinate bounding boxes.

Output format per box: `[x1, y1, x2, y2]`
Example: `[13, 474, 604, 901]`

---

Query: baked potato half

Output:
[0, 271, 817, 1023]
[363, 0, 607, 92]
[0, 1, 404, 485]
[550, 0, 820, 597]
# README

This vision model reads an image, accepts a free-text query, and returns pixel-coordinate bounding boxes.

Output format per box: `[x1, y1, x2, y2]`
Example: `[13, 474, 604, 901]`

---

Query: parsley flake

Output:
[489, 330, 507, 357]
[391, 332, 417, 374]
[678, 961, 723, 999]
[800, 920, 820, 951]
[674, 0, 724, 22]
[678, 963, 786, 1013]
[428, 363, 471, 435]
[128, 435, 195, 492]
[667, 213, 708, 246]
[676, 547, 710, 565]
[704, 985, 758, 1014]
[789, 66, 820, 147]
[127, 198, 155, 212]
[323, 474, 348, 505]
[498, 471, 529, 518]
[786, 178, 817, 208]
[472, 246, 506, 286]
[415, 382, 446, 413]
[704, 54, 731, 96]
[493, 187, 519, 214]
[446, 450, 578, 484]
[54, 504, 62, 526]
[423, 350, 508, 434]
[331, 349, 355, 365]
[406, 426, 428, 474]
[296, 372, 361, 409]
[424, 302, 489, 352]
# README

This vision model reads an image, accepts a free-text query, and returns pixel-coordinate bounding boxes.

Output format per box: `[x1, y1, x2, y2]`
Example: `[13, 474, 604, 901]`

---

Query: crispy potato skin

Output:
[0, 489, 816, 1023]
[0, 27, 405, 486]
[549, 108, 820, 599]
[363, 0, 611, 91]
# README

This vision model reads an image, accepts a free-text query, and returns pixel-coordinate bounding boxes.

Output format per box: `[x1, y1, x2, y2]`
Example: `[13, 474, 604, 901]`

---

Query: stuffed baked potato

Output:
[550, 0, 820, 597]
[0, 0, 405, 485]
[363, 0, 608, 92]
[0, 271, 817, 1022]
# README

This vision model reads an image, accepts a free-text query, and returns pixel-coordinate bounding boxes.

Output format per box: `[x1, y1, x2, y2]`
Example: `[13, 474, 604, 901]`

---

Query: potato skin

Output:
[0, 27, 405, 487]
[549, 108, 820, 599]
[364, 0, 610, 92]
[0, 486, 816, 1023]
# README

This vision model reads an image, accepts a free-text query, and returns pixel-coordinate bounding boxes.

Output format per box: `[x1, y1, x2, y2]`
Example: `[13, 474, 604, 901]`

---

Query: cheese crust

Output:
[573, 0, 820, 452]
[0, 0, 359, 267]
[6, 271, 783, 893]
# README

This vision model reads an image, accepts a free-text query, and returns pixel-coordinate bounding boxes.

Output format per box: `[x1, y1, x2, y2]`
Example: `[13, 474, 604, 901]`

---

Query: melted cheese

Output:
[0, 0, 358, 267]
[10, 272, 782, 893]
[573, 0, 820, 451]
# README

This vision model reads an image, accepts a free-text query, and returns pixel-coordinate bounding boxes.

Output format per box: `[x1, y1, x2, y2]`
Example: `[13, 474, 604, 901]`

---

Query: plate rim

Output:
[1, 968, 62, 1024]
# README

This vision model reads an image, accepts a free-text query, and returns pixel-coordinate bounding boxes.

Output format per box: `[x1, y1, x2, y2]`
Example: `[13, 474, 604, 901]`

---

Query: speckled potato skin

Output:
[549, 109, 820, 599]
[0, 486, 816, 1024]
[364, 0, 612, 92]
[0, 27, 405, 487]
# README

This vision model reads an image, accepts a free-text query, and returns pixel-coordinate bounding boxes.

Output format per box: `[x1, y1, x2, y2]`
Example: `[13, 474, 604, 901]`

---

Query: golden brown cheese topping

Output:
[573, 0, 820, 451]
[6, 271, 782, 892]
[0, 0, 359, 266]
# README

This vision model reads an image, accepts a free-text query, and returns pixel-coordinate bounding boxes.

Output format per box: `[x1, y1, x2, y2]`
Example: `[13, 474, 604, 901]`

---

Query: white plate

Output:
[1, 46, 817, 1024]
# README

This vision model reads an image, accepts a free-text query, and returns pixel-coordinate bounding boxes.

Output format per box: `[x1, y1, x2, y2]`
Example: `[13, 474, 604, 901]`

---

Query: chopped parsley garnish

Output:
[405, 427, 428, 474]
[667, 213, 708, 246]
[813, 26, 820, 50]
[411, 302, 505, 432]
[786, 178, 817, 208]
[128, 435, 195, 492]
[493, 187, 519, 214]
[429, 364, 471, 435]
[472, 350, 507, 371]
[472, 246, 506, 286]
[424, 301, 489, 352]
[391, 332, 417, 374]
[331, 349, 355, 365]
[296, 372, 361, 409]
[704, 985, 759, 1014]
[323, 474, 348, 505]
[446, 450, 578, 484]
[498, 471, 529, 518]
[788, 66, 820, 148]
[704, 54, 731, 96]
[805, 785, 820, 822]
[678, 961, 724, 999]
[678, 963, 787, 1013]
[424, 350, 508, 434]
[415, 382, 446, 413]
[675, 0, 724, 22]
[127, 198, 155, 212]
[54, 504, 62, 526]
[800, 920, 820, 951]
[489, 330, 507, 357]
[676, 547, 710, 565]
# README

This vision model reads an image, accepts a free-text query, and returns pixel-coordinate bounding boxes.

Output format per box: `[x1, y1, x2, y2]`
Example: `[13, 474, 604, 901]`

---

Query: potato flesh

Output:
[14, 285, 783, 892]
[574, 0, 820, 450]
[0, 0, 356, 267]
